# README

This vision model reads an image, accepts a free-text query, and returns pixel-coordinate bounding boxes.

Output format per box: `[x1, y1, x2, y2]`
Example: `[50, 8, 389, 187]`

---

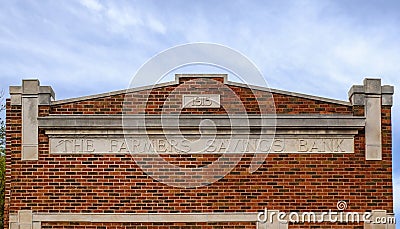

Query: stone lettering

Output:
[309, 140, 319, 152]
[334, 139, 345, 152]
[74, 139, 82, 152]
[206, 139, 216, 152]
[55, 139, 97, 153]
[180, 140, 191, 153]
[86, 139, 95, 152]
[272, 139, 285, 152]
[323, 139, 333, 152]
[110, 139, 118, 152]
[192, 97, 212, 106]
[182, 94, 220, 108]
[258, 139, 272, 152]
[118, 140, 128, 152]
[298, 139, 308, 152]
[50, 137, 354, 154]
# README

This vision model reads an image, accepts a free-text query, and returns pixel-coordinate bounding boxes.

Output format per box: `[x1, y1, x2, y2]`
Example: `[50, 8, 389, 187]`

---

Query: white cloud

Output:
[105, 5, 142, 29]
[146, 15, 166, 34]
[79, 0, 103, 11]
[77, 1, 167, 35]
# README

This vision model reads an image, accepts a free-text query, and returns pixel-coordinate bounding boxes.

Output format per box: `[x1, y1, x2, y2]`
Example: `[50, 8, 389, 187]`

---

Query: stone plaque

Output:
[49, 136, 354, 154]
[182, 94, 220, 108]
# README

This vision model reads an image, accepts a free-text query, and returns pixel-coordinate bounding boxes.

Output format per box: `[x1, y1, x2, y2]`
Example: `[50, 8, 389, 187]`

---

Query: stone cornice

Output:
[38, 114, 365, 131]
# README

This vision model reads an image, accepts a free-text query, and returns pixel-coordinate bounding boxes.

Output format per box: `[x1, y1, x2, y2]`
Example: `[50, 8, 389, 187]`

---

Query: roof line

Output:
[51, 76, 351, 106]
[226, 81, 350, 106]
[51, 80, 179, 105]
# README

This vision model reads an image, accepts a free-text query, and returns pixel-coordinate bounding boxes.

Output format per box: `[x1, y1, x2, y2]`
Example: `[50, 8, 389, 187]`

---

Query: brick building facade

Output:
[5, 74, 395, 228]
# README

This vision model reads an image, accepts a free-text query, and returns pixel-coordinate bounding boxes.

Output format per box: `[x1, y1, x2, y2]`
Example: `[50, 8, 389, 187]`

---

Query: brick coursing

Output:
[5, 77, 393, 229]
[50, 78, 352, 115]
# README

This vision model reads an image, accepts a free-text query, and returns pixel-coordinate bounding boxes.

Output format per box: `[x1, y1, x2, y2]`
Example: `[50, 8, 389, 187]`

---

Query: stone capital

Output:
[9, 79, 55, 105]
[348, 78, 394, 160]
[9, 79, 55, 160]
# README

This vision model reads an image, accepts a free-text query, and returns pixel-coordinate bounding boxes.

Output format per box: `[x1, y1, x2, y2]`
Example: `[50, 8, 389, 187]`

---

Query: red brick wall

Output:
[50, 78, 352, 115]
[5, 77, 393, 229]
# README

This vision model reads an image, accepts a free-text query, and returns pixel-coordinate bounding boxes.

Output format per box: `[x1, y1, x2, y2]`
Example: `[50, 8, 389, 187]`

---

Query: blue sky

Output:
[1, 0, 399, 222]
